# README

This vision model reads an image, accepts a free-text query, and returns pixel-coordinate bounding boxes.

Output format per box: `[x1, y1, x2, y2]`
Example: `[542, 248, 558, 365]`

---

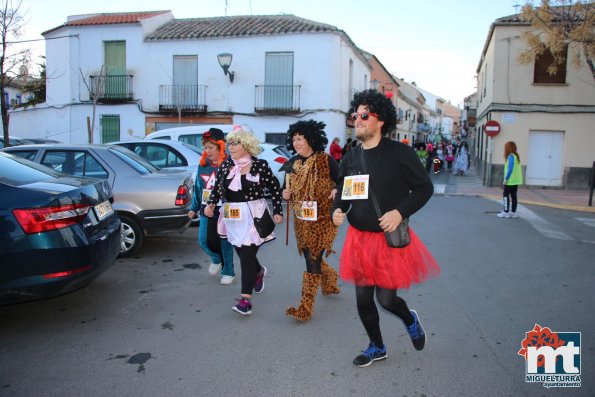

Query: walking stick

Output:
[285, 173, 290, 246]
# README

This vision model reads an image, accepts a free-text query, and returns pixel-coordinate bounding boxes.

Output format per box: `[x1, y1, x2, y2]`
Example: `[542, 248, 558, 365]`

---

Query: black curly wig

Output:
[285, 120, 329, 154]
[350, 89, 397, 136]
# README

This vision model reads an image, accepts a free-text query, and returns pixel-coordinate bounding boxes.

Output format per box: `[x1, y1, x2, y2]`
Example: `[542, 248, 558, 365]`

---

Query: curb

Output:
[437, 192, 595, 213]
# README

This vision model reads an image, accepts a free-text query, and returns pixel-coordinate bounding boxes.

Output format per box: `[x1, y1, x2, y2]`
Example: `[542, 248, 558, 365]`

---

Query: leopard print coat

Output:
[288, 152, 338, 261]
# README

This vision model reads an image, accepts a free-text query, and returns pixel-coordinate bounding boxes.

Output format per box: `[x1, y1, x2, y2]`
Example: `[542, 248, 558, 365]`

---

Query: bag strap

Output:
[359, 148, 383, 219]
[239, 188, 256, 218]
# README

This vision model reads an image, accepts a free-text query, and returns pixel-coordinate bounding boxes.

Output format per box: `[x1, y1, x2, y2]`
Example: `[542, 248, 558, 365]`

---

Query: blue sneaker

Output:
[253, 265, 267, 294]
[232, 298, 252, 316]
[406, 310, 426, 351]
[352, 343, 387, 367]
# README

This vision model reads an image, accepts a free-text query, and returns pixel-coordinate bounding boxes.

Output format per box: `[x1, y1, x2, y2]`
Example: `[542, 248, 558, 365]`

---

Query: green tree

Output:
[518, 0, 595, 81]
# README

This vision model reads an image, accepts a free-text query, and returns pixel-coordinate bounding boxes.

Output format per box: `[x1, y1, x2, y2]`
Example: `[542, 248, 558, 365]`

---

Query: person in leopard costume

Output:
[281, 120, 341, 322]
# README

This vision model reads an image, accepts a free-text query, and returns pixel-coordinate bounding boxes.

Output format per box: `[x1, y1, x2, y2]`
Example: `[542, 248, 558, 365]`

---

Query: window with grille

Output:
[534, 47, 567, 84]
[101, 115, 120, 143]
[265, 133, 286, 145]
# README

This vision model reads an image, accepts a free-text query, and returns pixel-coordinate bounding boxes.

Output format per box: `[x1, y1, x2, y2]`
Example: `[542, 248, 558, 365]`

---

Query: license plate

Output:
[94, 200, 114, 221]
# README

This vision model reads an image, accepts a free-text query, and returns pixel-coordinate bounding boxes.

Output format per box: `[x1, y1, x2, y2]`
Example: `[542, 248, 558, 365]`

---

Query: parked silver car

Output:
[111, 139, 289, 184]
[2, 144, 193, 257]
[109, 140, 202, 180]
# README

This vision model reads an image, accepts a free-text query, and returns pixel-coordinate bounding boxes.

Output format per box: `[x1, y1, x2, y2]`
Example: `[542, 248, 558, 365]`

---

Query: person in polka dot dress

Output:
[205, 125, 283, 315]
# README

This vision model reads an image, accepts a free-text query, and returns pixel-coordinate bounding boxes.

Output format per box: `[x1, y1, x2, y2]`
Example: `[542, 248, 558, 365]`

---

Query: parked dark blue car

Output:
[0, 152, 121, 305]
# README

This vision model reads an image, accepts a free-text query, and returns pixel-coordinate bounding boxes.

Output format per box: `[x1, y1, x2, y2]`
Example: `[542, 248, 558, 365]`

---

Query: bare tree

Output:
[518, 0, 595, 81]
[0, 0, 30, 146]
[19, 56, 45, 107]
[80, 66, 105, 144]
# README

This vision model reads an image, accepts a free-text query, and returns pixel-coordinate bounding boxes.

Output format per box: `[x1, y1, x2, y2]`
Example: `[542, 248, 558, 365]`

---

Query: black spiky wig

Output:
[285, 120, 329, 154]
[350, 89, 397, 136]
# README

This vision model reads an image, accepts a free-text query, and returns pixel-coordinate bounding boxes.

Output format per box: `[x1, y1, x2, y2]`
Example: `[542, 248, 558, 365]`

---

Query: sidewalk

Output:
[434, 161, 595, 213]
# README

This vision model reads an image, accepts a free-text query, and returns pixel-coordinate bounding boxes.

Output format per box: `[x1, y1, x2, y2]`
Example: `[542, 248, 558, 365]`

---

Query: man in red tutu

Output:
[333, 89, 440, 367]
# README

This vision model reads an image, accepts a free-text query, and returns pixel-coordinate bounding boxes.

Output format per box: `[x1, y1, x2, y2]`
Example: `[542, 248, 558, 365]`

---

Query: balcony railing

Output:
[89, 75, 133, 102]
[254, 85, 301, 113]
[417, 123, 430, 133]
[159, 85, 207, 113]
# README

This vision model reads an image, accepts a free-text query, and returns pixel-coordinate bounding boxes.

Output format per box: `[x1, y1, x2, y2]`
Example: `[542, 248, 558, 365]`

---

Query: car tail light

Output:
[43, 265, 92, 279]
[175, 184, 190, 206]
[13, 204, 91, 234]
[274, 157, 288, 164]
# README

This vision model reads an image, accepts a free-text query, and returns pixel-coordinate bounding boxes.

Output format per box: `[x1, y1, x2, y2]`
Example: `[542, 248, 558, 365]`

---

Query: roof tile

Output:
[145, 15, 339, 40]
[67, 11, 169, 26]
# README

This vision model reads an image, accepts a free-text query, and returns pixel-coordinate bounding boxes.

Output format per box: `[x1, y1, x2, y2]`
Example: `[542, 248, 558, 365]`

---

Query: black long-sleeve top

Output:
[332, 137, 433, 232]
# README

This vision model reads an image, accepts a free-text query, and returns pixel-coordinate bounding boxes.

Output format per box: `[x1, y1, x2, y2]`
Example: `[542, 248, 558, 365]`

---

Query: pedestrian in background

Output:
[330, 136, 343, 163]
[333, 89, 440, 368]
[445, 141, 455, 171]
[454, 141, 469, 176]
[436, 143, 445, 173]
[497, 141, 523, 218]
[205, 125, 283, 315]
[425, 142, 434, 173]
[282, 120, 341, 322]
[415, 143, 428, 167]
[188, 128, 236, 284]
[342, 138, 354, 156]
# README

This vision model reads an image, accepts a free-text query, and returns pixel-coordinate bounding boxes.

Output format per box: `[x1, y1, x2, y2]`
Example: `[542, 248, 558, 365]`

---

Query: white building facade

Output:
[10, 12, 371, 146]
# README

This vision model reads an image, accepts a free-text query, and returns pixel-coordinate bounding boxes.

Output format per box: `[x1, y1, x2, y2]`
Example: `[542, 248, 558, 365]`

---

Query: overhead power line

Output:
[3, 34, 79, 45]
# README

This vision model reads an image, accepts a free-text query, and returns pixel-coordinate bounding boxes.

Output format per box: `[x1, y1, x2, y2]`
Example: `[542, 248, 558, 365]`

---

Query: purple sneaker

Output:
[232, 298, 252, 315]
[253, 265, 267, 294]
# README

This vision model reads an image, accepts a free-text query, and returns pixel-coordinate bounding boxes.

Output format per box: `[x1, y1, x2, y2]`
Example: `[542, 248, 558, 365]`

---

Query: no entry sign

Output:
[485, 120, 501, 137]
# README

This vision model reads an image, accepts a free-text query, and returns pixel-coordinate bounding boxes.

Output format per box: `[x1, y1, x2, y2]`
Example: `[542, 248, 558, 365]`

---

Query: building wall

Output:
[491, 26, 595, 105]
[476, 111, 595, 188]
[475, 22, 595, 188]
[15, 23, 371, 147]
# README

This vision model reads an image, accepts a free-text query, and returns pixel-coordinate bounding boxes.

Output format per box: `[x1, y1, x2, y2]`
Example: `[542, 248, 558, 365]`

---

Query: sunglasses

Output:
[227, 140, 241, 146]
[350, 111, 380, 121]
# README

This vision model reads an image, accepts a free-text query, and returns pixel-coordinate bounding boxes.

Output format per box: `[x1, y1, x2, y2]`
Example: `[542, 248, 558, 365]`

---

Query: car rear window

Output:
[108, 146, 159, 174]
[181, 142, 202, 155]
[178, 134, 204, 150]
[0, 152, 62, 185]
[4, 150, 37, 161]
[41, 150, 109, 180]
[273, 146, 291, 157]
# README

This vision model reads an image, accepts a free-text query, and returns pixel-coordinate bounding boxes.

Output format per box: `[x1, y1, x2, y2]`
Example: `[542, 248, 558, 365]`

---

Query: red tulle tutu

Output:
[340, 225, 440, 289]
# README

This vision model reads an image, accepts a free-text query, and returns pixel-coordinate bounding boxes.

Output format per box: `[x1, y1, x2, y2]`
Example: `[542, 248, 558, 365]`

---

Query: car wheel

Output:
[119, 214, 144, 257]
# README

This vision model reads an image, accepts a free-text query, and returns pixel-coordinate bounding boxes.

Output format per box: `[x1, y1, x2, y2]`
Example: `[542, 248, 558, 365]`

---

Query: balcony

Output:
[159, 85, 207, 113]
[89, 75, 133, 102]
[254, 85, 301, 113]
[417, 123, 430, 133]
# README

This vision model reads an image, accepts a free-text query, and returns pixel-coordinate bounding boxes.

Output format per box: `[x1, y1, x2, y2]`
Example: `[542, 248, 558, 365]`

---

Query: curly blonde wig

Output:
[226, 126, 263, 156]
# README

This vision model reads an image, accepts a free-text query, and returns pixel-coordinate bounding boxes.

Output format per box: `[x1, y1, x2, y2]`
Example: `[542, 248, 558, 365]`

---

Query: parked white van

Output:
[145, 125, 235, 150]
[145, 125, 290, 184]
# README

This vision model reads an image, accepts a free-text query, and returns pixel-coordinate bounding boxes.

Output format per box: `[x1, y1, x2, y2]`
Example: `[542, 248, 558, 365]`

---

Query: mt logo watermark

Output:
[518, 324, 581, 388]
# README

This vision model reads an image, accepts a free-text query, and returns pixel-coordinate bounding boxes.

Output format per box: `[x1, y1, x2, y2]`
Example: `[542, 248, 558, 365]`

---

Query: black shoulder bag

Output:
[359, 148, 410, 248]
[241, 184, 275, 239]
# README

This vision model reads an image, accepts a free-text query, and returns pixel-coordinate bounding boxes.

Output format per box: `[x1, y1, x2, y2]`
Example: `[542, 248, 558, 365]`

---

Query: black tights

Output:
[302, 248, 323, 274]
[355, 286, 415, 347]
[235, 245, 262, 295]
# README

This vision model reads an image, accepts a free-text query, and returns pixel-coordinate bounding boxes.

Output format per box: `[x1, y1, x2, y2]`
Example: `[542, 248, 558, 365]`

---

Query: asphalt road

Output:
[1, 195, 594, 397]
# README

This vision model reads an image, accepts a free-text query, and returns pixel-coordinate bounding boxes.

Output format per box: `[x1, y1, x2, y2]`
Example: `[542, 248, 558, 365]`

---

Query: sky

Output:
[14, 0, 522, 107]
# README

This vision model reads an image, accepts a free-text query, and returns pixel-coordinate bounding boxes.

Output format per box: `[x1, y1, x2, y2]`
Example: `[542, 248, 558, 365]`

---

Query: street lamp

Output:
[217, 53, 235, 83]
